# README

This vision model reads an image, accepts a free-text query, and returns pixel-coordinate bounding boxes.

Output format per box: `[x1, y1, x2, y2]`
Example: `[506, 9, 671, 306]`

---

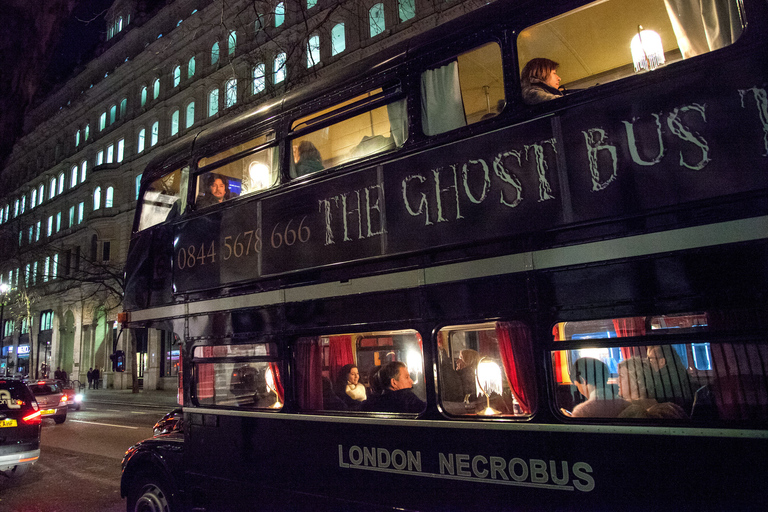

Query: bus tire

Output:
[126, 473, 176, 512]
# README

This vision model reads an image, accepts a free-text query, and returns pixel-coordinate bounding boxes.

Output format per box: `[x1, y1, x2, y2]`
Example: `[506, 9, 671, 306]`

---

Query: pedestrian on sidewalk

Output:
[93, 366, 101, 389]
[87, 367, 94, 389]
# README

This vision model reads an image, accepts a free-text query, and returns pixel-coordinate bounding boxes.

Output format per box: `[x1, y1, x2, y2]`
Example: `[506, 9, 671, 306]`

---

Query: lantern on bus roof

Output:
[631, 26, 665, 73]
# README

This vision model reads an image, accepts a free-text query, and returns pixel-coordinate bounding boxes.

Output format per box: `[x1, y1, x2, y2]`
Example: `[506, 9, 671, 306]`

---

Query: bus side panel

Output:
[184, 414, 768, 511]
[560, 46, 768, 224]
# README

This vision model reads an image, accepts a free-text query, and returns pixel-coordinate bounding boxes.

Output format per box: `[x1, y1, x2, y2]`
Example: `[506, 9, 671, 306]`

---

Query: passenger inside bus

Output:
[520, 58, 565, 104]
[334, 364, 368, 410]
[197, 173, 238, 207]
[567, 357, 627, 417]
[293, 140, 324, 176]
[647, 344, 695, 408]
[362, 361, 425, 413]
[456, 349, 480, 402]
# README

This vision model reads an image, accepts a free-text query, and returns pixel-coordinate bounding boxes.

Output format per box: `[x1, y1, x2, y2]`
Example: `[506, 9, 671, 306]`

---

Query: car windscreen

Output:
[29, 383, 61, 395]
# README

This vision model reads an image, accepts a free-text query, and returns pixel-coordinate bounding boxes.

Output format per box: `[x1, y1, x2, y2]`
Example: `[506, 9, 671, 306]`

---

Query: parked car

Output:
[59, 380, 83, 411]
[153, 408, 183, 436]
[0, 379, 42, 478]
[26, 379, 67, 424]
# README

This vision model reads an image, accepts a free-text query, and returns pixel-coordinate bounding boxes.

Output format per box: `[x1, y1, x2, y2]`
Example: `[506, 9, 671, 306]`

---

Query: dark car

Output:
[0, 379, 42, 478]
[27, 379, 67, 424]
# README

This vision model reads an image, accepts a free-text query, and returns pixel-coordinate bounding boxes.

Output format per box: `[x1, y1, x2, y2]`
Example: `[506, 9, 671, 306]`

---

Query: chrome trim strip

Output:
[188, 407, 767, 439]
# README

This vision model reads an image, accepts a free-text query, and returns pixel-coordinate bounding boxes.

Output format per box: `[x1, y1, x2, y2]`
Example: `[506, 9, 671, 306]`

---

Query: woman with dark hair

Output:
[520, 58, 564, 105]
[293, 140, 324, 176]
[334, 364, 366, 409]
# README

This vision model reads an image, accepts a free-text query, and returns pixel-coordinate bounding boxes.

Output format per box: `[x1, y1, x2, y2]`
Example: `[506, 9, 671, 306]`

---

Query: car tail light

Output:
[23, 410, 42, 424]
[60, 394, 68, 403]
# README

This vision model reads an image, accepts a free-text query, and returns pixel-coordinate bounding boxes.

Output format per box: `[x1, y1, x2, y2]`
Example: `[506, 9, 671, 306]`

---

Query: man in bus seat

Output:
[364, 361, 425, 413]
[647, 345, 694, 409]
[567, 357, 629, 418]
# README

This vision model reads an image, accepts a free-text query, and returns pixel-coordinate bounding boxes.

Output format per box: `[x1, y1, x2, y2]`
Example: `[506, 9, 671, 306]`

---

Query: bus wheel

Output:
[128, 475, 175, 512]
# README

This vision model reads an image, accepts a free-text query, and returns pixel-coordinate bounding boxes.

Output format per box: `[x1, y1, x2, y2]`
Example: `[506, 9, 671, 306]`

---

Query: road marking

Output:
[105, 409, 122, 412]
[130, 411, 149, 414]
[69, 420, 139, 429]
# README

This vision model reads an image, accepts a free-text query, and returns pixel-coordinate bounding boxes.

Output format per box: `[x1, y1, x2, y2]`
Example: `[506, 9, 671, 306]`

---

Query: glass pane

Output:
[307, 35, 320, 67]
[552, 339, 768, 422]
[291, 98, 407, 177]
[253, 64, 266, 94]
[553, 313, 709, 341]
[137, 167, 188, 231]
[274, 53, 286, 83]
[399, 0, 415, 22]
[198, 132, 275, 167]
[517, 0, 742, 94]
[193, 343, 278, 358]
[294, 330, 425, 414]
[195, 146, 278, 208]
[331, 23, 345, 55]
[421, 42, 504, 135]
[369, 3, 385, 37]
[437, 322, 536, 417]
[195, 361, 282, 409]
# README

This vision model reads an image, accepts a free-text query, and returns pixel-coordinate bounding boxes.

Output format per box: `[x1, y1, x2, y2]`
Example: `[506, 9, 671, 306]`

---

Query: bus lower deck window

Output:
[294, 330, 425, 414]
[437, 321, 536, 417]
[552, 313, 768, 422]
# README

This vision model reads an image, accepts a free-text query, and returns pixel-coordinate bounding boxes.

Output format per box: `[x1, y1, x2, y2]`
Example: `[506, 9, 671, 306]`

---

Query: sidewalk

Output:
[82, 388, 180, 410]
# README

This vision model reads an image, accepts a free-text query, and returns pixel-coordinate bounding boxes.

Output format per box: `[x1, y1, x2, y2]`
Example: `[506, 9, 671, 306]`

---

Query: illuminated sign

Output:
[17, 345, 30, 355]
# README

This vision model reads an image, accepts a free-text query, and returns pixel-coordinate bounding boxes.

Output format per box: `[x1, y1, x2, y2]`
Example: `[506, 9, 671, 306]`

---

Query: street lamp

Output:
[0, 283, 10, 377]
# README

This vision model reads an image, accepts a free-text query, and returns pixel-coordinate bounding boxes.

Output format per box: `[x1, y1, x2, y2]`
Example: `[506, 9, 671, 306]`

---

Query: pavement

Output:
[80, 387, 180, 410]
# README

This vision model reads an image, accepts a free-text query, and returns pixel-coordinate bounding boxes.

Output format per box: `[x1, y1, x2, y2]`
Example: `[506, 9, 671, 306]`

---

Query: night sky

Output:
[0, 0, 164, 168]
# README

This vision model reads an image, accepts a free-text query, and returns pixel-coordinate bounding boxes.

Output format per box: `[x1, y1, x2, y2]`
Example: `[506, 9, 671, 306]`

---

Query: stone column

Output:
[143, 328, 162, 390]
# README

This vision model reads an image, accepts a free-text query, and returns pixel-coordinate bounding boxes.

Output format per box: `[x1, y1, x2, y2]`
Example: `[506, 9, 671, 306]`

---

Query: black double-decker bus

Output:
[120, 1, 768, 510]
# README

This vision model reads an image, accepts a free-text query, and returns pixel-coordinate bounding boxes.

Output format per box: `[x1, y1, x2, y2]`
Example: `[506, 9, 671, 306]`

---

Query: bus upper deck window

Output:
[517, 0, 743, 95]
[195, 144, 278, 209]
[421, 42, 504, 136]
[289, 89, 408, 179]
[437, 321, 536, 418]
[137, 166, 188, 231]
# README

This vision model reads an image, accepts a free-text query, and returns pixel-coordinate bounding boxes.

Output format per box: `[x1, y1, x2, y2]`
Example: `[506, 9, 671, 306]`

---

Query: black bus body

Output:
[121, 0, 768, 510]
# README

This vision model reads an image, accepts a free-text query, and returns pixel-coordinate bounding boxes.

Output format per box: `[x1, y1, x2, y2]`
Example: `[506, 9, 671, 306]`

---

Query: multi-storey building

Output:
[0, 0, 486, 390]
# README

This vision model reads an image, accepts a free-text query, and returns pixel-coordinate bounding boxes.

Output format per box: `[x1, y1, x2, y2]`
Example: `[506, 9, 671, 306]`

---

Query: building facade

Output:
[0, 0, 487, 390]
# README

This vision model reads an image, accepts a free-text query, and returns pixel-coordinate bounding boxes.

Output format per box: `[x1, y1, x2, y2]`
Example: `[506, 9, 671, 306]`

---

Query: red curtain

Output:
[613, 317, 646, 359]
[495, 321, 537, 414]
[295, 338, 323, 410]
[269, 362, 284, 404]
[196, 346, 215, 400]
[329, 335, 354, 383]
